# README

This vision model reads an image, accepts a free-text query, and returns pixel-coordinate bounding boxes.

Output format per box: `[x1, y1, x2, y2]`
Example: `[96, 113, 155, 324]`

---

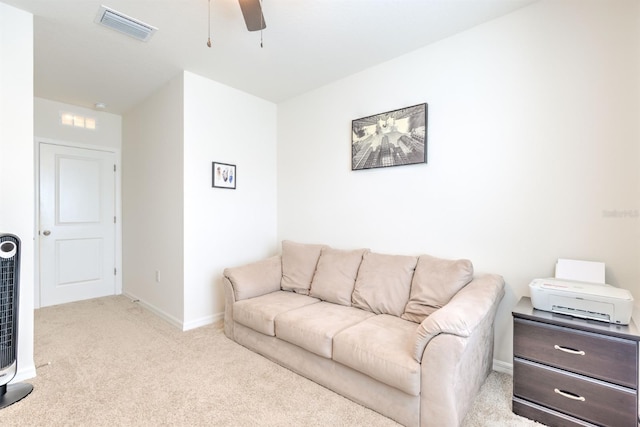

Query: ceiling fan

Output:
[238, 0, 266, 32]
[208, 0, 266, 47]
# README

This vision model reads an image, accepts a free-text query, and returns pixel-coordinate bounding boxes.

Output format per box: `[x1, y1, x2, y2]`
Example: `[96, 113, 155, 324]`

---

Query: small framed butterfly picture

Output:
[212, 162, 236, 189]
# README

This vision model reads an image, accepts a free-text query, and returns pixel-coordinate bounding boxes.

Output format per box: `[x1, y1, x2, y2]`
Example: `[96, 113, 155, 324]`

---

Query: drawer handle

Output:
[554, 344, 585, 356]
[554, 388, 586, 402]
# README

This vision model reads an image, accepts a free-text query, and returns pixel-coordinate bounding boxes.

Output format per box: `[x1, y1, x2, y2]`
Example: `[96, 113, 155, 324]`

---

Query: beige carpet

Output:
[0, 296, 543, 426]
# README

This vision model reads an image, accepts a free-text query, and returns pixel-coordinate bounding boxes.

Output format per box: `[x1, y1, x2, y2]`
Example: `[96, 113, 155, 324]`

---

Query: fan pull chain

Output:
[207, 0, 212, 47]
[260, 0, 264, 48]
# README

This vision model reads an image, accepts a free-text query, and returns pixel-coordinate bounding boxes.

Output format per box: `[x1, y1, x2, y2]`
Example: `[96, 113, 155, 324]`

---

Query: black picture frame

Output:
[212, 162, 236, 189]
[351, 103, 427, 170]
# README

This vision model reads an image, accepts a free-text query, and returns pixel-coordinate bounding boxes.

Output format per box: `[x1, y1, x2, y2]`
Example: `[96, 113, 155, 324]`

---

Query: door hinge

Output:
[114, 267, 117, 276]
[114, 216, 117, 224]
[114, 164, 116, 172]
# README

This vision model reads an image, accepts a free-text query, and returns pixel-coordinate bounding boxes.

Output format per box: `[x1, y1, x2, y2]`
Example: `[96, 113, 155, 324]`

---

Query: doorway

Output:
[38, 141, 119, 307]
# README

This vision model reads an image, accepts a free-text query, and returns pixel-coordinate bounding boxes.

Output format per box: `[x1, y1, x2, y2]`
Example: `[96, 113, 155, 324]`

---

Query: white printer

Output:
[529, 278, 634, 325]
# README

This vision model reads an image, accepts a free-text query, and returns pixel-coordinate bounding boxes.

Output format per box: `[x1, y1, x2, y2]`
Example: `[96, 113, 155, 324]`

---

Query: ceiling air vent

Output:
[94, 5, 157, 42]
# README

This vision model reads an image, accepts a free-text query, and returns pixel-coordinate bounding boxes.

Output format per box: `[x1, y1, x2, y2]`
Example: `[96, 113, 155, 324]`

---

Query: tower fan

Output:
[0, 234, 32, 409]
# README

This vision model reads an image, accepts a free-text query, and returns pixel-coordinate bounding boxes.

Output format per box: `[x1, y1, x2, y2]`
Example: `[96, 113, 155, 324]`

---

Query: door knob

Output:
[42, 230, 51, 236]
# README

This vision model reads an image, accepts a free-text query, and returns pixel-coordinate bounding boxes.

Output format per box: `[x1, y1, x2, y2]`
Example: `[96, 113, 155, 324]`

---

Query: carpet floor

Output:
[0, 295, 543, 426]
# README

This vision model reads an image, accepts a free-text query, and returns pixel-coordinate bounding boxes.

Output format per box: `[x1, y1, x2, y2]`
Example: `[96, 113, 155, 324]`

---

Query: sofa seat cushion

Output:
[275, 302, 375, 358]
[333, 314, 420, 396]
[233, 291, 320, 336]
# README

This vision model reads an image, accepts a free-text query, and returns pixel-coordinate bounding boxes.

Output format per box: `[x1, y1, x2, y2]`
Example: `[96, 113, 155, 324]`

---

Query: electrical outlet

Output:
[155, 270, 161, 283]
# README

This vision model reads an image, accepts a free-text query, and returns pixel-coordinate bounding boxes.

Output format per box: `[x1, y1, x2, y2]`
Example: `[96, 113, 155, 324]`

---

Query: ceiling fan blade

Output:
[238, 0, 266, 32]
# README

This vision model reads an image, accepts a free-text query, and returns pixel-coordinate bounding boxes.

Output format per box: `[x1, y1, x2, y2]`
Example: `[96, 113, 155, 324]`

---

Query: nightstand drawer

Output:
[514, 359, 637, 427]
[513, 397, 599, 427]
[514, 318, 638, 388]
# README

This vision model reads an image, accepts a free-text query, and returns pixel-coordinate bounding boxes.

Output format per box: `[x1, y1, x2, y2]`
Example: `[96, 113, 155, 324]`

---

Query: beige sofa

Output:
[223, 241, 505, 427]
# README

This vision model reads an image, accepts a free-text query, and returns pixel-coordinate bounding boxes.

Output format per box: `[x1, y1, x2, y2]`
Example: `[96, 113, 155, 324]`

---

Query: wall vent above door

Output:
[94, 5, 157, 42]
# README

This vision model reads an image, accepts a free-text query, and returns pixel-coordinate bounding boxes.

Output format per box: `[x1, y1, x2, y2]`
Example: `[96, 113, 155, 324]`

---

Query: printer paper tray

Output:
[550, 295, 612, 323]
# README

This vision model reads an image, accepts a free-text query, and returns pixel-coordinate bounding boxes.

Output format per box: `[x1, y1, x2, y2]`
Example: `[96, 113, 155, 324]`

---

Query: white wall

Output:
[183, 71, 277, 329]
[34, 98, 122, 149]
[277, 0, 640, 367]
[123, 71, 277, 329]
[122, 74, 185, 326]
[0, 3, 35, 382]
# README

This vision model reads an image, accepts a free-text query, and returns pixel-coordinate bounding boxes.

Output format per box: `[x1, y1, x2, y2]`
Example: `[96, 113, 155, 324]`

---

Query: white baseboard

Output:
[183, 313, 222, 331]
[493, 359, 513, 375]
[122, 292, 222, 331]
[122, 292, 183, 329]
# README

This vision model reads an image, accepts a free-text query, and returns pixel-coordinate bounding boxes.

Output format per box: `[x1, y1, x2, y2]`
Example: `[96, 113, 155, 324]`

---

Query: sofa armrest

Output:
[412, 273, 505, 362]
[223, 255, 283, 301]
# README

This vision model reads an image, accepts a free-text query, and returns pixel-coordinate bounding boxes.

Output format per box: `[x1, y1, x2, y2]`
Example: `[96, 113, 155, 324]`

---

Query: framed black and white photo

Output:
[351, 103, 427, 171]
[212, 162, 236, 189]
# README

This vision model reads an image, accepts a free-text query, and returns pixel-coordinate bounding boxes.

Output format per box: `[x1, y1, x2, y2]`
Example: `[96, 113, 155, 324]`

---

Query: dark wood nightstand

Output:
[512, 297, 640, 426]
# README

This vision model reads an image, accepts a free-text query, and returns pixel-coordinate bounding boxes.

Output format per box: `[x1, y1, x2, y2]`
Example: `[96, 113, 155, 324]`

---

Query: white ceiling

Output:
[4, 0, 536, 114]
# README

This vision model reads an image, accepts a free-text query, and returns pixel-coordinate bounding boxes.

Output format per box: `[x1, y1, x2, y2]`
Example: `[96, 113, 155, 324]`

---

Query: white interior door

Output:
[39, 143, 116, 307]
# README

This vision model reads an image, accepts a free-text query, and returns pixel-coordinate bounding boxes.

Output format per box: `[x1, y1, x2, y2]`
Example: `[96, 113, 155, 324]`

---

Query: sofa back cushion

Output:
[310, 247, 368, 306]
[401, 254, 474, 323]
[351, 252, 418, 316]
[280, 240, 325, 295]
